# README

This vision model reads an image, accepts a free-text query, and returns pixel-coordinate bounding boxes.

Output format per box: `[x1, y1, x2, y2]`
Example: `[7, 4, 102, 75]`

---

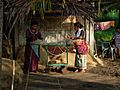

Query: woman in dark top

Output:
[24, 20, 43, 73]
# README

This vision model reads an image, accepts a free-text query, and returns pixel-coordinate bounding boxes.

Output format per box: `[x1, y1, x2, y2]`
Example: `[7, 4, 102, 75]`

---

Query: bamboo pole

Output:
[98, 0, 101, 17]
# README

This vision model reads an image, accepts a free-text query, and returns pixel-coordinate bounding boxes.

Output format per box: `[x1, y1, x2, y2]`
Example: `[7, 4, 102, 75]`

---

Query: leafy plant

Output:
[106, 9, 119, 19]
[30, 0, 52, 19]
[94, 28, 116, 42]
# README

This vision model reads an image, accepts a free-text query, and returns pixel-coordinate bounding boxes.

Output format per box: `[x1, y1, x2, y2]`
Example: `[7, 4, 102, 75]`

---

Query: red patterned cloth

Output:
[74, 40, 89, 54]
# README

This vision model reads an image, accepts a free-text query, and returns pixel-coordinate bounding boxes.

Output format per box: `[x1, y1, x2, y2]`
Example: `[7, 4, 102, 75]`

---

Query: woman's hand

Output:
[65, 35, 70, 39]
[70, 36, 75, 40]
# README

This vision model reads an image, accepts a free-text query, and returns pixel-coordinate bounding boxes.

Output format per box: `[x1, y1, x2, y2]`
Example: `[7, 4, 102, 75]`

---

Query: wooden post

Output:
[89, 17, 91, 44]
[89, 18, 94, 55]
[98, 0, 101, 17]
[13, 22, 19, 60]
[0, 1, 3, 90]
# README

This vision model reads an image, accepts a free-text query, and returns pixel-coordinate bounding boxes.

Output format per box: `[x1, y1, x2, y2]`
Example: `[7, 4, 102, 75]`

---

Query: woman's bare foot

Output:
[78, 68, 82, 72]
[80, 69, 86, 73]
[74, 68, 82, 72]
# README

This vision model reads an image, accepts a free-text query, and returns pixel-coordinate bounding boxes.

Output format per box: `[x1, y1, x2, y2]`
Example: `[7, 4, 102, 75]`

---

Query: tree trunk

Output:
[0, 0, 3, 90]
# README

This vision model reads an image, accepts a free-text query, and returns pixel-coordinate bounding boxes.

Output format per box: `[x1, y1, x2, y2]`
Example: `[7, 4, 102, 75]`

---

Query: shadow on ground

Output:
[21, 73, 120, 90]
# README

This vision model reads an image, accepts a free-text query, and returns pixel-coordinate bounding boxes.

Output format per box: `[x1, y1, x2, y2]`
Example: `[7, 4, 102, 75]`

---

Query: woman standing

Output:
[24, 20, 43, 73]
[66, 22, 88, 72]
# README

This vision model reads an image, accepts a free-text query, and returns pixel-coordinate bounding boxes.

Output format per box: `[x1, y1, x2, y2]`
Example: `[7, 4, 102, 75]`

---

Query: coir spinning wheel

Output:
[47, 45, 66, 55]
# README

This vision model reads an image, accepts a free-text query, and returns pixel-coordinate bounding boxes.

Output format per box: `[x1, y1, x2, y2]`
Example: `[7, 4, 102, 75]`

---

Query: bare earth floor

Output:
[19, 58, 120, 90]
[20, 71, 120, 90]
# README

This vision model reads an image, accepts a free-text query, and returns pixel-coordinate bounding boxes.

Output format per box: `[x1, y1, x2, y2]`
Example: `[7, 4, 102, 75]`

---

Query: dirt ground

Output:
[88, 58, 120, 77]
[18, 58, 120, 90]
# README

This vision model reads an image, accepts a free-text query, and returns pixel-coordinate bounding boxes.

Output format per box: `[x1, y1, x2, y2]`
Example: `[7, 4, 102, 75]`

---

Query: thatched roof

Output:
[3, 0, 96, 38]
[3, 0, 120, 38]
[3, 0, 97, 19]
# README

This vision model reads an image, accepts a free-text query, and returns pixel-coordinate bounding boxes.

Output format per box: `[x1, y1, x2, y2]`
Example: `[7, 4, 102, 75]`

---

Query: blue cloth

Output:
[31, 44, 40, 59]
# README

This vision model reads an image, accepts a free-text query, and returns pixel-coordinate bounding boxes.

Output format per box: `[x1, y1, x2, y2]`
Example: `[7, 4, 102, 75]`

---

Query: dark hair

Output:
[116, 25, 120, 29]
[74, 22, 83, 28]
[31, 20, 39, 26]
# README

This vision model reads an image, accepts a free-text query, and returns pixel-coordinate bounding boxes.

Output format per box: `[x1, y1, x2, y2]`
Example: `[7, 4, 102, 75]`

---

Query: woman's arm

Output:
[26, 29, 33, 42]
[37, 31, 43, 40]
[72, 36, 83, 40]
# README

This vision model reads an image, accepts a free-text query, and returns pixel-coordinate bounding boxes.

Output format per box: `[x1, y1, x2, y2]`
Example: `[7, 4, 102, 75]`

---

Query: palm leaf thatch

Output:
[3, 0, 98, 38]
[64, 0, 97, 20]
[3, 0, 52, 37]
[3, 0, 120, 39]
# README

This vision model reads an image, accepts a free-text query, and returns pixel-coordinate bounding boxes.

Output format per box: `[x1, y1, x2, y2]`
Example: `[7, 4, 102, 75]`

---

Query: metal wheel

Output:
[102, 48, 109, 58]
[47, 46, 66, 56]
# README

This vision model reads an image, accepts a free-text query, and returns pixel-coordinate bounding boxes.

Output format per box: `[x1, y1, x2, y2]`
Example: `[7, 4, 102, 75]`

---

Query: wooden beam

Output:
[0, 0, 3, 90]
[13, 22, 19, 60]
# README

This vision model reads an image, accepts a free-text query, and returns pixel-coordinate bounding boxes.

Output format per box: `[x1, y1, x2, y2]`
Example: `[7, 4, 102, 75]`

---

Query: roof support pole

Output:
[0, 0, 3, 90]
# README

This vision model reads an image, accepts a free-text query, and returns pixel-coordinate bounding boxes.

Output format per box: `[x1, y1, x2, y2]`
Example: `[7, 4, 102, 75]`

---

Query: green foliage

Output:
[94, 5, 120, 42]
[29, 0, 66, 19]
[95, 9, 119, 21]
[106, 9, 119, 19]
[94, 9, 118, 43]
[94, 28, 116, 42]
[30, 0, 52, 19]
